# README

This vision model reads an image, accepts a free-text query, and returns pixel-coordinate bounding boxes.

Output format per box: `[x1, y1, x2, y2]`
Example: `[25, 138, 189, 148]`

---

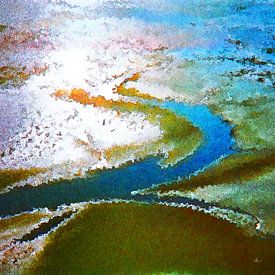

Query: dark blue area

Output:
[0, 101, 235, 217]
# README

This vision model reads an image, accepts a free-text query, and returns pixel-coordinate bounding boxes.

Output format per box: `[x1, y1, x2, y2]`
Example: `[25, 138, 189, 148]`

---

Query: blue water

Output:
[0, 101, 235, 217]
[130, 7, 203, 28]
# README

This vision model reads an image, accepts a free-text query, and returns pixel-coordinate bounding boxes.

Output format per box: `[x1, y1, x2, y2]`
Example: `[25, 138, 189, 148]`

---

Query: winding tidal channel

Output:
[0, 100, 236, 217]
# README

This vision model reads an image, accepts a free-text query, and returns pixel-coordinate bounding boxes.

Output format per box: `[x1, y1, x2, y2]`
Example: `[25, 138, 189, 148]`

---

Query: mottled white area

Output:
[1, 85, 161, 169]
[0, 0, 167, 177]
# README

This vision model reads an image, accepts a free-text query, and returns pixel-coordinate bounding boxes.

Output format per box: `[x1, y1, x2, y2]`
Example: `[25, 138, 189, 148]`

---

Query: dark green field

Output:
[27, 203, 275, 275]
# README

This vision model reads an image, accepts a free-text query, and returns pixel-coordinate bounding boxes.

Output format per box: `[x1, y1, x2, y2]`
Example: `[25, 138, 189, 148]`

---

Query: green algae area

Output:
[155, 149, 275, 193]
[0, 65, 30, 86]
[211, 96, 275, 151]
[0, 24, 7, 32]
[185, 171, 275, 235]
[0, 212, 50, 242]
[0, 212, 49, 235]
[116, 84, 159, 101]
[0, 168, 46, 192]
[26, 203, 275, 274]
[0, 65, 47, 87]
[207, 77, 274, 152]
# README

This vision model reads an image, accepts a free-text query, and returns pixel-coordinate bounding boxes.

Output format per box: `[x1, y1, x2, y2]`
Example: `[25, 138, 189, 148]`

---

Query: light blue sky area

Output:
[130, 7, 202, 28]
[128, 1, 274, 59]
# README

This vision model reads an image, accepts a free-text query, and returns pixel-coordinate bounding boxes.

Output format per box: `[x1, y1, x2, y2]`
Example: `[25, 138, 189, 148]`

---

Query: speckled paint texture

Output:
[0, 0, 274, 273]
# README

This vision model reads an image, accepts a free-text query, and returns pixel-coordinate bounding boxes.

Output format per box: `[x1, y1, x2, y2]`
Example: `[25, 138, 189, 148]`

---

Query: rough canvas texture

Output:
[0, 0, 274, 274]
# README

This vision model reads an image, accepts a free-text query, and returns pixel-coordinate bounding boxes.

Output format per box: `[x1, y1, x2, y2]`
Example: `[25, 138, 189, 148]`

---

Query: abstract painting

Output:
[0, 0, 274, 274]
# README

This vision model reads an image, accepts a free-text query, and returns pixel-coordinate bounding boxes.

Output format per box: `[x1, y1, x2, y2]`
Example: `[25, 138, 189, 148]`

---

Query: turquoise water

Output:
[0, 101, 235, 217]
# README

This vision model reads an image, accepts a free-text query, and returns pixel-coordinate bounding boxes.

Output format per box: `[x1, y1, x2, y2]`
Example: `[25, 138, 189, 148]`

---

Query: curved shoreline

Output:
[0, 100, 235, 217]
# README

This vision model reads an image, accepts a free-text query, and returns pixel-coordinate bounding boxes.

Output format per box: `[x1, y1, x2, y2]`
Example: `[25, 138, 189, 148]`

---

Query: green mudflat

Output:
[155, 149, 275, 193]
[27, 203, 275, 275]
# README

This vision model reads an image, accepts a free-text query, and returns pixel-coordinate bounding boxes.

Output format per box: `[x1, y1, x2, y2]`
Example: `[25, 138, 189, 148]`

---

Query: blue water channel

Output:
[0, 100, 236, 217]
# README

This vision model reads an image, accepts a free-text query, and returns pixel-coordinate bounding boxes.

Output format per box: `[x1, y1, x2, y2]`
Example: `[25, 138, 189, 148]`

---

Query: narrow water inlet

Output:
[18, 211, 74, 242]
[0, 101, 235, 217]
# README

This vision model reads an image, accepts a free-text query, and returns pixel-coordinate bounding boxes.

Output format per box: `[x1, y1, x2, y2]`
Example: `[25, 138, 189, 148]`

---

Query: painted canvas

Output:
[0, 0, 274, 274]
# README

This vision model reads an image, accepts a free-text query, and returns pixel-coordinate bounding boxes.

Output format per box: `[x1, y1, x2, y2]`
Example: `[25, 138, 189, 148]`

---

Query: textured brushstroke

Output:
[0, 0, 274, 273]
